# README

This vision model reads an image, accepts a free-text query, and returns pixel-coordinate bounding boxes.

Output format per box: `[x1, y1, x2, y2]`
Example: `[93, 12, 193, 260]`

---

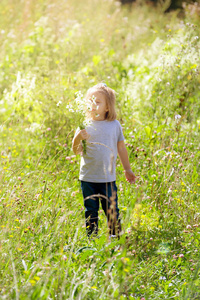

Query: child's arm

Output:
[72, 129, 89, 155]
[117, 140, 136, 184]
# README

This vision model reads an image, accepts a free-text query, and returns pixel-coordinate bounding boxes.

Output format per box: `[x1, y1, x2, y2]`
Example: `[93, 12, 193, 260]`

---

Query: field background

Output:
[0, 0, 200, 299]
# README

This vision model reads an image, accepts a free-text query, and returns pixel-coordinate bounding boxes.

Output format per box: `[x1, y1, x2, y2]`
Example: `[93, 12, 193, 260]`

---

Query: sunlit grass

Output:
[0, 0, 200, 299]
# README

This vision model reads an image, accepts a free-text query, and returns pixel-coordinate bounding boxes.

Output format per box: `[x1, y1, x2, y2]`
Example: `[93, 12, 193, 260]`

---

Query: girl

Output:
[72, 83, 136, 237]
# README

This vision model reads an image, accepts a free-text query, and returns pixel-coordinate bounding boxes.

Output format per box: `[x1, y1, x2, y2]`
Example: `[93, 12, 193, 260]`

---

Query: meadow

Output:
[0, 0, 200, 299]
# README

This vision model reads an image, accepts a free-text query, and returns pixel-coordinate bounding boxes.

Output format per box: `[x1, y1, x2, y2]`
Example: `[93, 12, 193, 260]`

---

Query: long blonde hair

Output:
[85, 83, 117, 121]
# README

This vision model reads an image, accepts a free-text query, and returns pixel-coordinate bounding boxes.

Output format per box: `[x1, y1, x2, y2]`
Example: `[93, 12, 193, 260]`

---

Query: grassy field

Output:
[0, 0, 200, 299]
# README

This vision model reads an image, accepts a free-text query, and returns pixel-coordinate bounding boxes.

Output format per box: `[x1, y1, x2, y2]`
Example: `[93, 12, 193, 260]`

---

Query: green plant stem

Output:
[80, 124, 87, 154]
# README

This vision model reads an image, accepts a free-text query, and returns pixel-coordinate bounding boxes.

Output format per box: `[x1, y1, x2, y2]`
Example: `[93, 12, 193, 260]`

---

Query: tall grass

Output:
[0, 0, 200, 299]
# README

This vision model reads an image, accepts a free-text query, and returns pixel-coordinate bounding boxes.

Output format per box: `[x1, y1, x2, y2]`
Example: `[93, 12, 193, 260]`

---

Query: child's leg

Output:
[99, 182, 121, 237]
[81, 181, 99, 236]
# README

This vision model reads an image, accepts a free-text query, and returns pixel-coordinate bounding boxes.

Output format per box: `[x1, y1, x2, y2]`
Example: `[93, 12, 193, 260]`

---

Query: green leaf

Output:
[145, 126, 152, 138]
[108, 49, 115, 56]
[76, 246, 97, 254]
[93, 55, 101, 66]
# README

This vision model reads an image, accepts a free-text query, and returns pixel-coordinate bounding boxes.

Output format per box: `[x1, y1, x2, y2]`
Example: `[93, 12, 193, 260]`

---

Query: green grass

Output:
[0, 0, 200, 299]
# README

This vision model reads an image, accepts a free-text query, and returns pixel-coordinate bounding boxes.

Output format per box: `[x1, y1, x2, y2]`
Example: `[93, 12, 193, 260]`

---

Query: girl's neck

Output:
[90, 116, 106, 121]
[91, 118, 106, 121]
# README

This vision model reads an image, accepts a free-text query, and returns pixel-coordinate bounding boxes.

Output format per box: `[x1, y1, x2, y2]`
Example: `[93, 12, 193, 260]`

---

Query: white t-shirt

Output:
[78, 119, 124, 183]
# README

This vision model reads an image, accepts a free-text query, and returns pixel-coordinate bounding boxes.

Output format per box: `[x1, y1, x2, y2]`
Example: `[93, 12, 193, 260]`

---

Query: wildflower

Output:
[193, 224, 199, 228]
[47, 128, 51, 131]
[159, 276, 166, 280]
[34, 276, 40, 281]
[186, 225, 191, 229]
[175, 114, 181, 120]
[191, 64, 197, 69]
[57, 101, 62, 107]
[29, 280, 36, 286]
[124, 258, 130, 262]
[179, 254, 184, 258]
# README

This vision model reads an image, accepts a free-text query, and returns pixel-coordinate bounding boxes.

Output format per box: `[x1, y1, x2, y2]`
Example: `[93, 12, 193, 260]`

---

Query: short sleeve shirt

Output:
[78, 119, 124, 183]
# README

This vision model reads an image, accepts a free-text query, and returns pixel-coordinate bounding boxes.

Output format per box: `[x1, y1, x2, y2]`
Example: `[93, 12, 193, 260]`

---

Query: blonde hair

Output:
[85, 83, 117, 121]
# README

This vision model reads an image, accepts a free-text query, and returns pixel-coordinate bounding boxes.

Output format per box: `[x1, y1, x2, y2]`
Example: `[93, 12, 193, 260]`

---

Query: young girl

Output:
[72, 83, 136, 237]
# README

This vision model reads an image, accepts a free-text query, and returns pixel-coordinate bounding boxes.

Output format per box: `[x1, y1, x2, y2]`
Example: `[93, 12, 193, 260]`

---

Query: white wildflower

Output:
[57, 101, 62, 107]
[175, 114, 181, 120]
[159, 276, 166, 280]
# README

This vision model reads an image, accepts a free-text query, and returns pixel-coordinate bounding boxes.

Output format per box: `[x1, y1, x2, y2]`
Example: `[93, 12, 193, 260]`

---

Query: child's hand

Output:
[78, 129, 90, 141]
[124, 169, 136, 184]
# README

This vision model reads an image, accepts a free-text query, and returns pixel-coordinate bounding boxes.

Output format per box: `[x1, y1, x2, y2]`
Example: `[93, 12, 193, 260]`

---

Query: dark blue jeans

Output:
[81, 181, 121, 236]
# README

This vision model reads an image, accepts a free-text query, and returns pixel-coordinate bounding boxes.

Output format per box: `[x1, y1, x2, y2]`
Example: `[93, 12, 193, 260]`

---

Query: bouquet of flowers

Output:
[66, 91, 89, 154]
